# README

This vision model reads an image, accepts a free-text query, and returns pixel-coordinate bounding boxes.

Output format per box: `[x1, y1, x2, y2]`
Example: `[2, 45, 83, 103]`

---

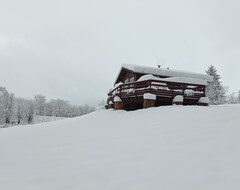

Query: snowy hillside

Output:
[1, 105, 240, 190]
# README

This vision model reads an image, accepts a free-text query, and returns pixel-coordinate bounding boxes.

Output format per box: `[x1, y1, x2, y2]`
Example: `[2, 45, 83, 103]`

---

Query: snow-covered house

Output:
[107, 64, 213, 110]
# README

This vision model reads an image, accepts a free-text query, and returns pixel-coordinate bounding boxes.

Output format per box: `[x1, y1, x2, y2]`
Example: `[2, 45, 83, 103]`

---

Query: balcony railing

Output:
[108, 79, 205, 100]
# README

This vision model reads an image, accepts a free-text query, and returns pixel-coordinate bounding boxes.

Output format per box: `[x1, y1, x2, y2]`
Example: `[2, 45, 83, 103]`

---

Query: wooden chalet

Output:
[107, 64, 213, 110]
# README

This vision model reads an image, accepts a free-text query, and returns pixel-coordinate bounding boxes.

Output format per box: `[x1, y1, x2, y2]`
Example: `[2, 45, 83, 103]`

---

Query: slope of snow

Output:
[1, 105, 240, 190]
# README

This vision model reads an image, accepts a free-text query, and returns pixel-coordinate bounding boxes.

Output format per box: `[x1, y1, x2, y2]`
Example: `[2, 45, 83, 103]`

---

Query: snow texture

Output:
[161, 77, 208, 85]
[198, 97, 210, 104]
[173, 89, 183, 93]
[108, 101, 113, 105]
[143, 93, 157, 100]
[113, 96, 122, 102]
[32, 115, 65, 124]
[122, 64, 213, 82]
[1, 105, 240, 190]
[187, 85, 197, 88]
[114, 82, 123, 88]
[150, 82, 169, 91]
[184, 89, 194, 96]
[137, 74, 208, 85]
[137, 74, 161, 81]
[173, 95, 184, 102]
[123, 89, 135, 93]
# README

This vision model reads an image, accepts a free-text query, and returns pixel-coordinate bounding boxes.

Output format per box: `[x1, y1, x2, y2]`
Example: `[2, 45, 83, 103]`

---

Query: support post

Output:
[114, 96, 123, 110]
[143, 93, 156, 108]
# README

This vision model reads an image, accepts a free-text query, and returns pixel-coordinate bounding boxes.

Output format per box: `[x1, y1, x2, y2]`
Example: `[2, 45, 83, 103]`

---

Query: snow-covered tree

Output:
[0, 87, 15, 124]
[82, 104, 95, 115]
[48, 99, 71, 117]
[5, 93, 15, 124]
[1, 87, 95, 127]
[26, 100, 35, 124]
[238, 90, 240, 103]
[14, 98, 29, 124]
[227, 92, 238, 104]
[34, 95, 46, 116]
[0, 87, 7, 124]
[206, 65, 226, 105]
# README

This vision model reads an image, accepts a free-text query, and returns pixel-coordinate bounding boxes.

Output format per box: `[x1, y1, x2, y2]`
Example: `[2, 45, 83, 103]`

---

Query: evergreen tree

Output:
[205, 65, 226, 105]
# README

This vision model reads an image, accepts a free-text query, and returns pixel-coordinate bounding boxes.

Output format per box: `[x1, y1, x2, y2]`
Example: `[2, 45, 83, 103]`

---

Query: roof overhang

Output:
[114, 64, 213, 85]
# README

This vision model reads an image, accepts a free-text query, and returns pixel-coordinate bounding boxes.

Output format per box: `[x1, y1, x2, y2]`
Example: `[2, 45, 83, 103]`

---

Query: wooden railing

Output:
[108, 80, 205, 100]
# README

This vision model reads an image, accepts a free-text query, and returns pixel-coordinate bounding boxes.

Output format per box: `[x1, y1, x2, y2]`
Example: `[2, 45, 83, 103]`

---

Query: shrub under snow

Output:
[198, 97, 210, 104]
[173, 95, 184, 103]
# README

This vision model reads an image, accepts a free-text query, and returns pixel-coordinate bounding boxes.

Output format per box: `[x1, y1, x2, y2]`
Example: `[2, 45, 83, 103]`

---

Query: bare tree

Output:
[0, 87, 15, 124]
[14, 98, 29, 124]
[34, 95, 46, 116]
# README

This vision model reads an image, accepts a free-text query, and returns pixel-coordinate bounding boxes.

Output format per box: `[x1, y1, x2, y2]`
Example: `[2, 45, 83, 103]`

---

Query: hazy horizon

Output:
[1, 0, 239, 105]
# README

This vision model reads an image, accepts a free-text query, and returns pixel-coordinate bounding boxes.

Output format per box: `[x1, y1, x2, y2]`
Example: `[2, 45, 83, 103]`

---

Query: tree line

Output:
[0, 87, 95, 126]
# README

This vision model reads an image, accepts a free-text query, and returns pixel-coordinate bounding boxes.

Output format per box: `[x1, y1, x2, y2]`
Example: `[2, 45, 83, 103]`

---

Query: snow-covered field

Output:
[32, 115, 66, 124]
[1, 105, 240, 190]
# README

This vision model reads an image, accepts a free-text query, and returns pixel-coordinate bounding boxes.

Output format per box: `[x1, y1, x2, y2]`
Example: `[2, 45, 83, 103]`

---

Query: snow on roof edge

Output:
[122, 63, 213, 82]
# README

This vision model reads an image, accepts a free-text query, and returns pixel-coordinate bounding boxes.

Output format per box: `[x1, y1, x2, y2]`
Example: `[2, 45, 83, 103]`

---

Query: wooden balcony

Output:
[108, 79, 206, 110]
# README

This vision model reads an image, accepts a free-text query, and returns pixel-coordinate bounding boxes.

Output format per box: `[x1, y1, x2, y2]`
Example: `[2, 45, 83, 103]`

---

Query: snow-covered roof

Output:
[122, 64, 213, 82]
[137, 74, 208, 85]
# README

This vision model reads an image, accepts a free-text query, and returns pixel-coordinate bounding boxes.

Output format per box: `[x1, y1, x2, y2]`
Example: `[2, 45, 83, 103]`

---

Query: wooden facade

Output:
[107, 65, 212, 110]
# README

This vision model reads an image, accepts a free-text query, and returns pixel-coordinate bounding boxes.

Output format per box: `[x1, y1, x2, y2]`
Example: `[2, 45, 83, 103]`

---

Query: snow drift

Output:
[1, 105, 240, 190]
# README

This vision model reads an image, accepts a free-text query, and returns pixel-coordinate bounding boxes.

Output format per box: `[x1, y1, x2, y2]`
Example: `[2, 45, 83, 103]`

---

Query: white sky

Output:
[0, 0, 239, 105]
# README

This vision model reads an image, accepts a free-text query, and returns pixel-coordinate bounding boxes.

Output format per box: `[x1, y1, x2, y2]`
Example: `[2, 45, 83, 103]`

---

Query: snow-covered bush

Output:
[198, 97, 209, 104]
[173, 95, 184, 104]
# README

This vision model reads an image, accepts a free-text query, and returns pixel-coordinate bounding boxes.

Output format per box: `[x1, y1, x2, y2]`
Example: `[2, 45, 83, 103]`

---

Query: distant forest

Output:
[0, 86, 95, 127]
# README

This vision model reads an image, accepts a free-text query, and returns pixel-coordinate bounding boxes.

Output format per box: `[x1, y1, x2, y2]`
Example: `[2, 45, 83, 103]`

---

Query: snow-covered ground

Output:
[1, 105, 240, 190]
[32, 115, 66, 124]
[0, 115, 66, 129]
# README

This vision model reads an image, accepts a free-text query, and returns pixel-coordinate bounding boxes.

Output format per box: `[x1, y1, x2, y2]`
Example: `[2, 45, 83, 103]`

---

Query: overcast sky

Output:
[0, 0, 239, 105]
